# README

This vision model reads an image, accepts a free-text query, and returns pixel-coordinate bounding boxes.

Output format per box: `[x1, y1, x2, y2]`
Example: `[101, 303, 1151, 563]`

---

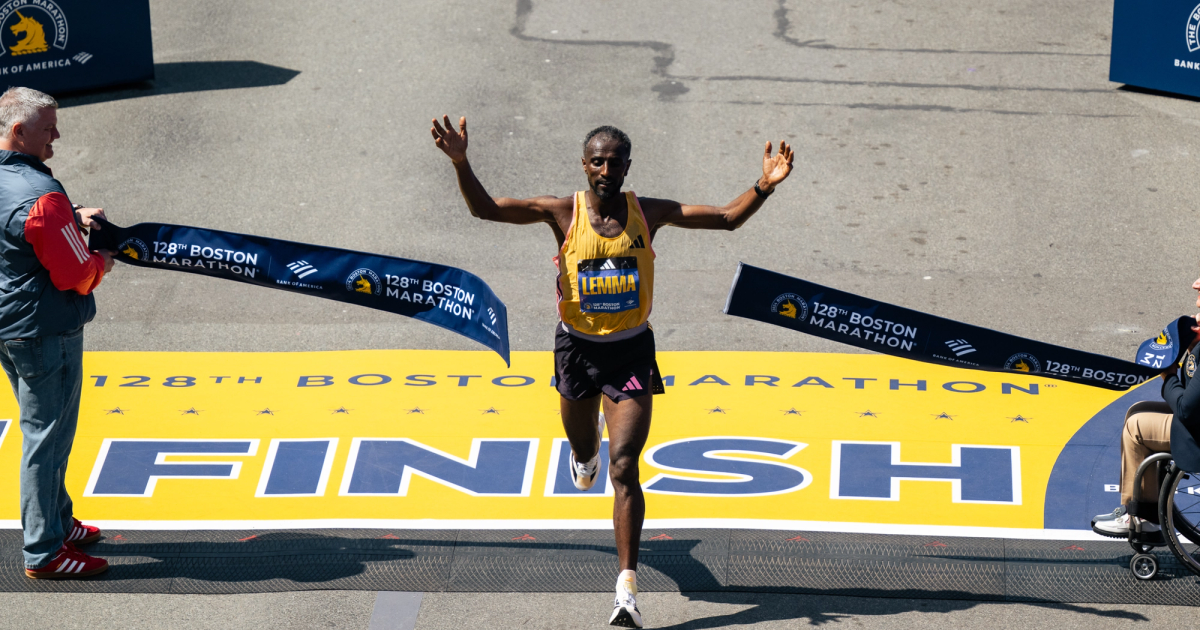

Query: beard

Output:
[591, 179, 621, 200]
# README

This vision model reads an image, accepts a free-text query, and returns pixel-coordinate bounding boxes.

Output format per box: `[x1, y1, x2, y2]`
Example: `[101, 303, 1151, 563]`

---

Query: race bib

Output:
[578, 257, 640, 313]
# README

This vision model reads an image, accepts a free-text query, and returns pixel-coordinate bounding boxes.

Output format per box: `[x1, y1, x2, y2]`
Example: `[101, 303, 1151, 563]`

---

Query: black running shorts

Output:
[554, 324, 664, 402]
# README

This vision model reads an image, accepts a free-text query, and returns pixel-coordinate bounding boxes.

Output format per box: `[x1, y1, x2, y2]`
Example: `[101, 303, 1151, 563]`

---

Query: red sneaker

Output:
[65, 518, 101, 545]
[25, 544, 108, 579]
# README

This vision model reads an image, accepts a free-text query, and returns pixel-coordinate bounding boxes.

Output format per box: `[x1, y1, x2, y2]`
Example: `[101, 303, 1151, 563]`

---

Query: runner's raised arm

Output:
[431, 115, 567, 225]
[642, 140, 794, 232]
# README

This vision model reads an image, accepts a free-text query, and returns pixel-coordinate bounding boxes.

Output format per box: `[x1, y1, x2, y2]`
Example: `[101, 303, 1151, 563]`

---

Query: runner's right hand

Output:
[432, 115, 468, 164]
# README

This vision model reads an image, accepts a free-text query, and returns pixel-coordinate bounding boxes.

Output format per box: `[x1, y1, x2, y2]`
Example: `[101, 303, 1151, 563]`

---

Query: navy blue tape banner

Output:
[89, 219, 510, 365]
[724, 263, 1176, 391]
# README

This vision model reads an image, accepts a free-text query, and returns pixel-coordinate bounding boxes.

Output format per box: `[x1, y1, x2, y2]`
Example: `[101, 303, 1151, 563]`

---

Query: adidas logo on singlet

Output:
[630, 235, 645, 249]
[600, 259, 617, 270]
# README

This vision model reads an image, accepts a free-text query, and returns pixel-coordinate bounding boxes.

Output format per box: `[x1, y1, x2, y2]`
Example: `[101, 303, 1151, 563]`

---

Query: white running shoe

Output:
[570, 450, 601, 491]
[569, 412, 606, 491]
[609, 572, 643, 628]
[1092, 512, 1160, 538]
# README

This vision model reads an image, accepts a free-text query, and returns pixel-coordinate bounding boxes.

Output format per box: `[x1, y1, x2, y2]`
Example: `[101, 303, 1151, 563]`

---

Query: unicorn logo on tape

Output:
[345, 268, 381, 295]
[1004, 353, 1041, 373]
[118, 238, 148, 261]
[771, 293, 808, 321]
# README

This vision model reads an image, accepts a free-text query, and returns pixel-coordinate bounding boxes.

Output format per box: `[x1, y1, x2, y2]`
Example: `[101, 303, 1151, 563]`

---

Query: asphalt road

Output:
[61, 0, 1198, 359]
[6, 0, 1200, 627]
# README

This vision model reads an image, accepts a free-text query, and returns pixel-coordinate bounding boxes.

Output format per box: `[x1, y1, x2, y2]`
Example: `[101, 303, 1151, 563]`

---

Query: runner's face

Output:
[582, 136, 630, 201]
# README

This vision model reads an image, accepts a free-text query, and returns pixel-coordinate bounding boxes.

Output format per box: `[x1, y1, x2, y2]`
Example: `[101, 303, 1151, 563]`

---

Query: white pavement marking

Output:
[368, 591, 423, 630]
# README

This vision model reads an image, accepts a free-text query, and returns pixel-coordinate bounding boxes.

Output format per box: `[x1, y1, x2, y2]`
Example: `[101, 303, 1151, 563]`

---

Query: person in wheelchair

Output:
[1092, 289, 1200, 538]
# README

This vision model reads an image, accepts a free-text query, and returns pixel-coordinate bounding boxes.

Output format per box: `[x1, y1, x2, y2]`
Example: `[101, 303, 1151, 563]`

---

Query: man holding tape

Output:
[432, 116, 793, 627]
[0, 87, 114, 579]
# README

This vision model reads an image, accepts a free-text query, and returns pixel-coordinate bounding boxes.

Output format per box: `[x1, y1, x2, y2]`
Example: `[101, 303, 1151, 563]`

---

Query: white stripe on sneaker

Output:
[73, 562, 84, 573]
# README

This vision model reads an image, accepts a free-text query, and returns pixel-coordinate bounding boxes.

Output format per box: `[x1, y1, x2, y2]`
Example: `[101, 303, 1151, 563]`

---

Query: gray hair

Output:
[0, 87, 56, 138]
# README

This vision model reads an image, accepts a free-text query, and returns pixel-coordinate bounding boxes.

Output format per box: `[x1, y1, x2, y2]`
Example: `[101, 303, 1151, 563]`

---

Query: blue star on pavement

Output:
[858, 410, 879, 418]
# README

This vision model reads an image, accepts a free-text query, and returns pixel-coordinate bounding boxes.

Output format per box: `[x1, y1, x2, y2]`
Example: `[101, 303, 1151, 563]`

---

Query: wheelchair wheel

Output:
[1164, 468, 1200, 544]
[1131, 553, 1158, 580]
[1160, 467, 1200, 576]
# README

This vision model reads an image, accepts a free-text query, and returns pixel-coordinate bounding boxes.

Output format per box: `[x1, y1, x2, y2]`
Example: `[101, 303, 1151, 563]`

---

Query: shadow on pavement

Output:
[0, 528, 1185, 618]
[57, 61, 300, 107]
[654, 592, 1150, 628]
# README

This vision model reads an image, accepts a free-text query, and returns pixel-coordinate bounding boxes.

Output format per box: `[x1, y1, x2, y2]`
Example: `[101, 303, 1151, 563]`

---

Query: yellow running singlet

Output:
[555, 191, 655, 336]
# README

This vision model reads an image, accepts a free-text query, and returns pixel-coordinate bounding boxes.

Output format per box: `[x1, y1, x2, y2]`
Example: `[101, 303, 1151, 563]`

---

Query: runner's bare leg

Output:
[561, 395, 603, 462]
[602, 393, 652, 571]
[561, 393, 652, 570]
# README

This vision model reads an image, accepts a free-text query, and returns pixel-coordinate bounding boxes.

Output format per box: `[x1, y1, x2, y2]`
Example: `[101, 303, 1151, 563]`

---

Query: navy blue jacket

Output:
[0, 151, 98, 339]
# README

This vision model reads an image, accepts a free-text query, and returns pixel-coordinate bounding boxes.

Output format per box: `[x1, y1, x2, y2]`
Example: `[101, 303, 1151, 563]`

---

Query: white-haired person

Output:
[0, 87, 114, 578]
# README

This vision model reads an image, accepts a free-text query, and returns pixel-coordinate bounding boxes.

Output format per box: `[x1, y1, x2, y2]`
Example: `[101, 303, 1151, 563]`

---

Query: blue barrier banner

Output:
[89, 219, 510, 365]
[1110, 0, 1200, 98]
[724, 263, 1163, 390]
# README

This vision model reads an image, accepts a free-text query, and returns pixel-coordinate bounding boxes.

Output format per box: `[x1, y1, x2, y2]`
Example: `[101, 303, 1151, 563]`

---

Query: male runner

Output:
[432, 116, 793, 627]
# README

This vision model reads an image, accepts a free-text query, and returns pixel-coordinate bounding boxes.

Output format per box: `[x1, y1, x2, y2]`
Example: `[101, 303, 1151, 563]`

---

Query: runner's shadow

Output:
[86, 532, 415, 587]
[57, 61, 300, 107]
[657, 592, 1149, 628]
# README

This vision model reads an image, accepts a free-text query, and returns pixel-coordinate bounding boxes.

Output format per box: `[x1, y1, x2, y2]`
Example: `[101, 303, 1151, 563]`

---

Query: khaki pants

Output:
[1120, 401, 1173, 515]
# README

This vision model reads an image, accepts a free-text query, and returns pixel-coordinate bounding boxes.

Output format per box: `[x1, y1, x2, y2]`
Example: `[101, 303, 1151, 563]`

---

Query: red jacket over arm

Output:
[23, 191, 105, 295]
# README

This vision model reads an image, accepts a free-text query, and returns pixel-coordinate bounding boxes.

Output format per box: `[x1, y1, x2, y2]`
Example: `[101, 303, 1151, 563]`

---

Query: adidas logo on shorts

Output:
[622, 376, 643, 392]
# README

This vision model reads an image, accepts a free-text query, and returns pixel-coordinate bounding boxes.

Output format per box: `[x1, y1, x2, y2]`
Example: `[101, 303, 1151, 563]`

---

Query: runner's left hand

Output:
[759, 141, 794, 193]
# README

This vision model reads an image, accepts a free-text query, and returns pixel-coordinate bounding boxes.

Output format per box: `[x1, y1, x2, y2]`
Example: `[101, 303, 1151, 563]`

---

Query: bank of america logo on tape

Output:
[487, 307, 498, 325]
[72, 52, 92, 64]
[944, 339, 976, 356]
[286, 260, 318, 279]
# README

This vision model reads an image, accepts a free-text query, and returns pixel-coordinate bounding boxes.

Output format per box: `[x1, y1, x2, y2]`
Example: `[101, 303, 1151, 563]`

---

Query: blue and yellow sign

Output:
[0, 0, 153, 95]
[0, 350, 1143, 538]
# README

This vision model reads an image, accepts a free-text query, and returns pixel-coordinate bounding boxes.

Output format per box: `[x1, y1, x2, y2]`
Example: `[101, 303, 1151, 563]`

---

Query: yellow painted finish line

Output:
[0, 351, 1126, 537]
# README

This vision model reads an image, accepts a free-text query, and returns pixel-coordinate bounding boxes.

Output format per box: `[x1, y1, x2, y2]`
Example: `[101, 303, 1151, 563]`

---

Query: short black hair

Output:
[584, 125, 631, 156]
